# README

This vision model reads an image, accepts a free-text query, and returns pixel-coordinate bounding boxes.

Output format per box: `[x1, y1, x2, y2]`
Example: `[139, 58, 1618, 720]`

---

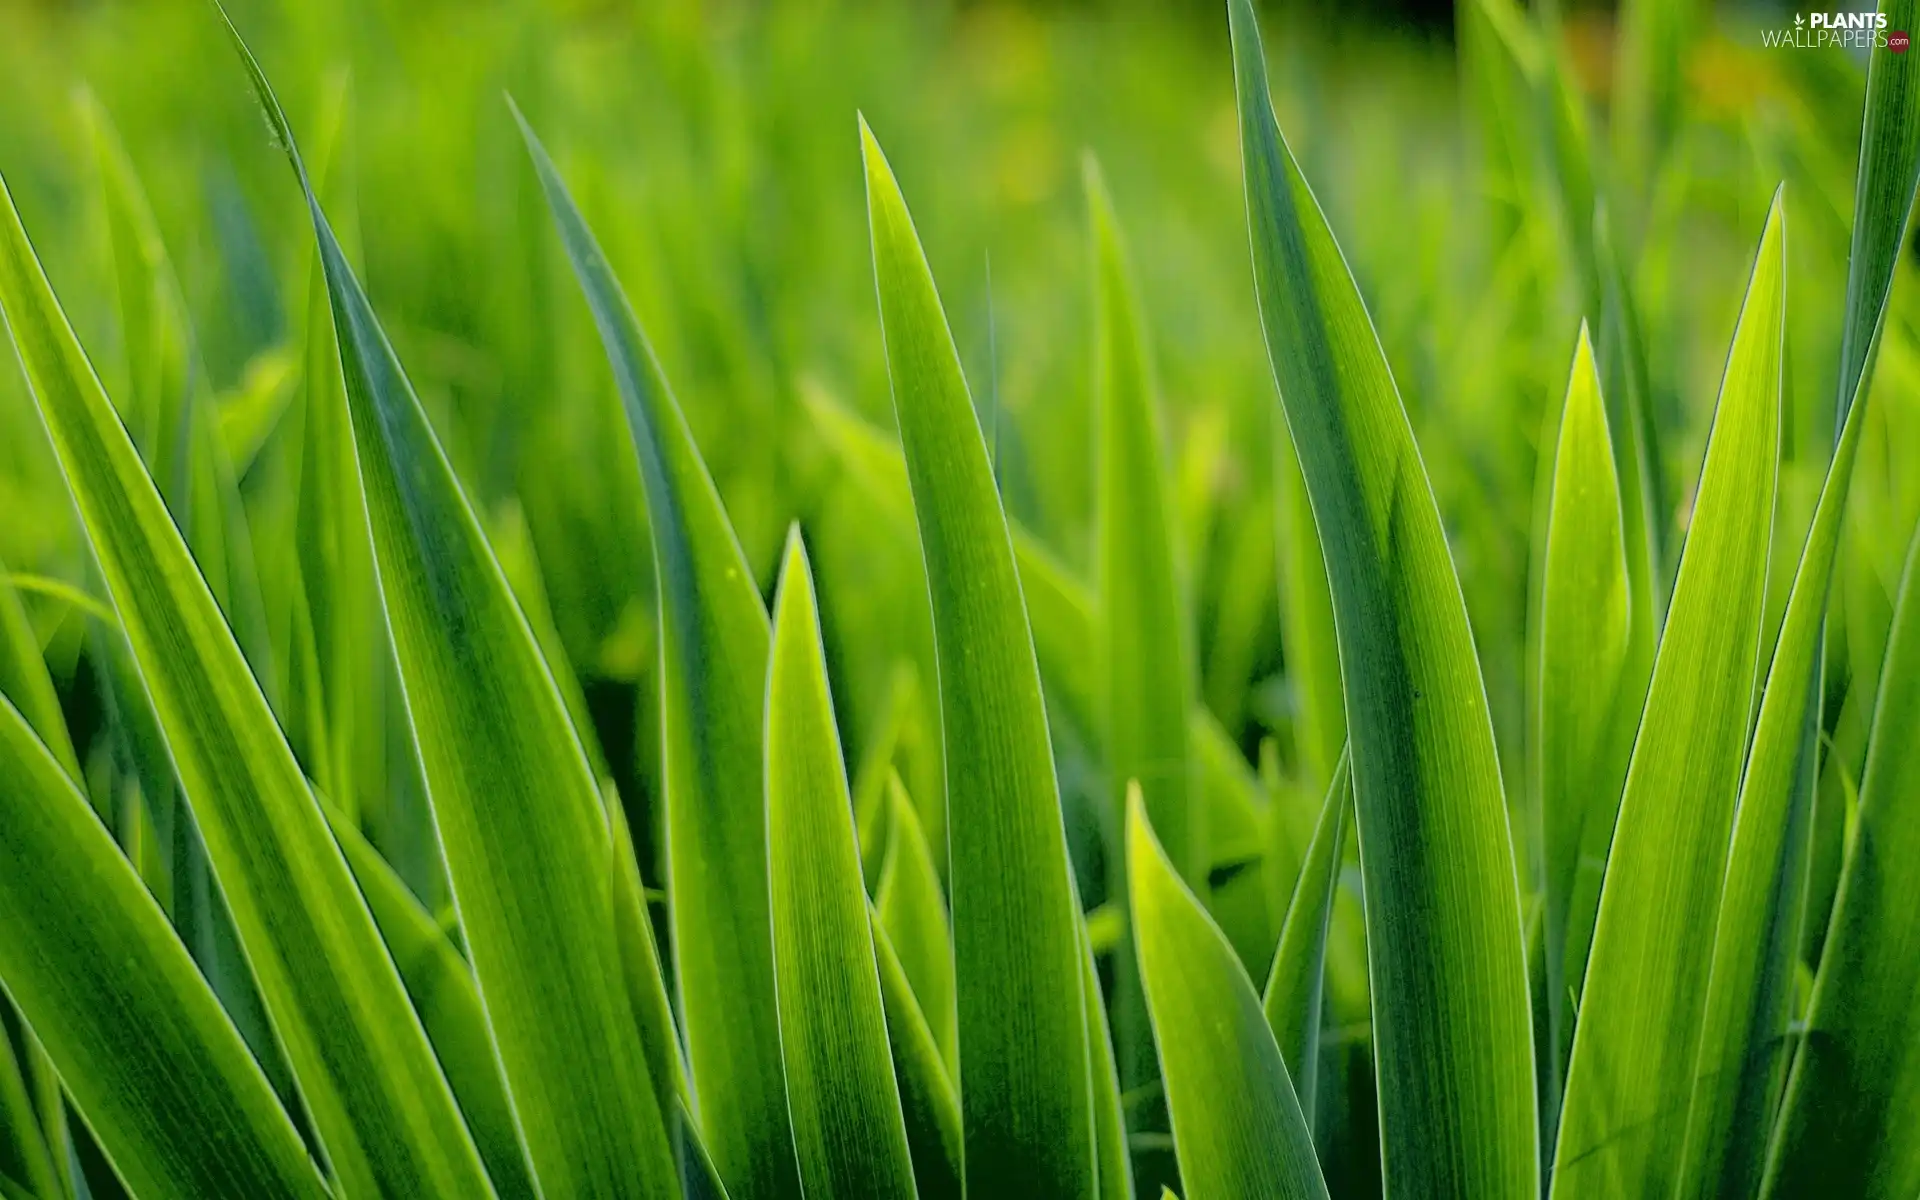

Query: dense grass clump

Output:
[0, 1, 1918, 1198]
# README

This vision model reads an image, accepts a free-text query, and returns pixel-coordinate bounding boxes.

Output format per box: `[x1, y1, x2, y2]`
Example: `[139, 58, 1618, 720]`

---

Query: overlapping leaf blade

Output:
[1678, 317, 1879, 1200]
[1761, 520, 1920, 1198]
[1263, 748, 1351, 1127]
[862, 116, 1096, 1199]
[0, 697, 328, 1200]
[1129, 790, 1328, 1200]
[0, 146, 491, 1200]
[872, 916, 965, 1200]
[1227, 2, 1538, 1194]
[1536, 326, 1638, 1107]
[227, 32, 675, 1196]
[517, 109, 799, 1200]
[766, 530, 918, 1200]
[876, 775, 957, 1075]
[1551, 192, 1786, 1199]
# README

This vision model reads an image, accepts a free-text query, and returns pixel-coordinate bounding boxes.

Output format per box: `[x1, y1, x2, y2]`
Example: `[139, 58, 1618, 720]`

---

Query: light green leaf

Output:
[611, 798, 693, 1124]
[1536, 326, 1640, 1108]
[0, 697, 329, 1200]
[0, 560, 77, 781]
[1, 139, 491, 1200]
[1129, 788, 1329, 1200]
[515, 109, 797, 1199]
[227, 34, 677, 1195]
[766, 529, 919, 1200]
[877, 774, 956, 1076]
[322, 801, 540, 1200]
[1273, 419, 1344, 794]
[871, 915, 965, 1200]
[862, 115, 1096, 1198]
[1228, 2, 1538, 1194]
[1551, 192, 1785, 1199]
[1263, 748, 1351, 1128]
[1761, 445, 1920, 1200]
[1833, 0, 1920, 429]
[1678, 316, 1882, 1200]
[1089, 159, 1197, 885]
[0, 994, 59, 1200]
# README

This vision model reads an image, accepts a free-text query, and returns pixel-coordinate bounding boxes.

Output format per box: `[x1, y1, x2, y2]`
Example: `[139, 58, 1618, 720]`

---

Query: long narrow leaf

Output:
[1263, 748, 1351, 1128]
[871, 916, 965, 1200]
[1551, 192, 1785, 1199]
[517, 109, 799, 1200]
[1228, 2, 1538, 1193]
[876, 775, 956, 1075]
[766, 529, 918, 1200]
[1536, 326, 1639, 1105]
[0, 697, 328, 1200]
[1677, 315, 1882, 1200]
[1761, 510, 1920, 1200]
[1130, 789, 1329, 1200]
[0, 150, 492, 1200]
[226, 33, 676, 1196]
[862, 116, 1096, 1198]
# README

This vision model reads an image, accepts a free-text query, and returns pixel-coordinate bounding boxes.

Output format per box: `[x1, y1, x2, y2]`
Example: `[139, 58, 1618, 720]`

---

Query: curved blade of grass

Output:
[1677, 315, 1882, 1200]
[1551, 192, 1785, 1199]
[0, 151, 492, 1200]
[1081, 918, 1132, 1200]
[0, 994, 60, 1200]
[225, 31, 676, 1195]
[0, 560, 77, 780]
[322, 801, 541, 1200]
[611, 799, 693, 1123]
[1089, 158, 1197, 885]
[1536, 326, 1639, 1112]
[1834, 0, 1920, 431]
[1263, 747, 1351, 1128]
[871, 915, 965, 1200]
[677, 1105, 734, 1200]
[877, 774, 957, 1076]
[1228, 2, 1538, 1193]
[766, 530, 918, 1200]
[1760, 516, 1920, 1198]
[862, 116, 1096, 1198]
[0, 697, 329, 1200]
[1129, 788, 1329, 1200]
[1273, 422, 1344, 794]
[516, 109, 798, 1200]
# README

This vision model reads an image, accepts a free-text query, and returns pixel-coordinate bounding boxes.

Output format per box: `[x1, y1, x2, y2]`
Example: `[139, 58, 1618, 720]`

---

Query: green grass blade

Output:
[1129, 789, 1329, 1200]
[225, 38, 678, 1194]
[1834, 0, 1920, 428]
[1089, 159, 1197, 885]
[766, 530, 919, 1200]
[1551, 192, 1786, 1199]
[862, 116, 1096, 1199]
[0, 697, 329, 1200]
[0, 560, 77, 780]
[0, 154, 492, 1200]
[876, 775, 957, 1076]
[1273, 422, 1344, 794]
[1227, 2, 1538, 1193]
[1678, 316, 1882, 1200]
[1081, 920, 1133, 1200]
[516, 110, 799, 1200]
[1263, 748, 1351, 1127]
[611, 800, 693, 1123]
[1536, 326, 1639, 1108]
[1760, 504, 1920, 1200]
[323, 803, 541, 1200]
[871, 916, 965, 1200]
[0, 994, 60, 1200]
